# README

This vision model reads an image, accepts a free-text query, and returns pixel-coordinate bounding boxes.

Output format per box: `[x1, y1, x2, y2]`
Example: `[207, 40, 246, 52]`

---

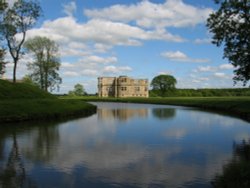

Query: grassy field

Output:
[60, 96, 250, 122]
[0, 80, 96, 123]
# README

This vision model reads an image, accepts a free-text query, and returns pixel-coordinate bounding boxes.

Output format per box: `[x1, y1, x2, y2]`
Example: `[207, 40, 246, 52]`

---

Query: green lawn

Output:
[0, 80, 96, 123]
[0, 99, 96, 122]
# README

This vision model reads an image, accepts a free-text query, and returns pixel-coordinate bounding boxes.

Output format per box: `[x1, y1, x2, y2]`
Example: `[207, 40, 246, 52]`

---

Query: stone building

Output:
[98, 76, 149, 98]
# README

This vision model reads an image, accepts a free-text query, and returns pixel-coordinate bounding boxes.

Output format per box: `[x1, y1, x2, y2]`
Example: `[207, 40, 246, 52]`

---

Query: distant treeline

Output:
[150, 88, 250, 97]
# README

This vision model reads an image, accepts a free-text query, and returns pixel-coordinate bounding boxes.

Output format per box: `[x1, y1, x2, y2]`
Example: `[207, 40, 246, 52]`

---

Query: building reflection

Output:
[98, 108, 148, 122]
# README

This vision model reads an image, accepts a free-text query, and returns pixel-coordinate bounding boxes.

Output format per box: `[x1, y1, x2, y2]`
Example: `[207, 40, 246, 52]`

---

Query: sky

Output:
[5, 0, 245, 94]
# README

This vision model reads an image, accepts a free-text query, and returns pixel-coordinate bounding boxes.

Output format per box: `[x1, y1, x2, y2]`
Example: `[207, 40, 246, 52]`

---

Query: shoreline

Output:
[78, 96, 250, 122]
[1, 96, 249, 123]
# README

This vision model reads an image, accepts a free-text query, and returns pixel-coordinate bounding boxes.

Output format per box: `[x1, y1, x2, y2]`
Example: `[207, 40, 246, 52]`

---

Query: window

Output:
[107, 87, 113, 92]
[135, 87, 140, 91]
[121, 87, 127, 91]
[120, 78, 127, 83]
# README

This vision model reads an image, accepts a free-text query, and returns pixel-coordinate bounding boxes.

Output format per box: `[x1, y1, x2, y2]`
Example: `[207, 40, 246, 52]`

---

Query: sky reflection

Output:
[0, 102, 249, 188]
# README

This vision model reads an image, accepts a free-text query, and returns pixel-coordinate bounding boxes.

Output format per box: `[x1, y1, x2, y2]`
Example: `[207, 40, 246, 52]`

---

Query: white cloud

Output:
[94, 43, 113, 53]
[81, 69, 98, 77]
[158, 70, 173, 75]
[61, 62, 76, 68]
[103, 65, 132, 74]
[84, 0, 213, 29]
[219, 64, 234, 70]
[81, 55, 118, 64]
[195, 66, 216, 72]
[161, 51, 210, 63]
[26, 17, 184, 50]
[194, 64, 234, 74]
[194, 38, 211, 44]
[214, 72, 227, 78]
[63, 71, 79, 77]
[63, 2, 77, 17]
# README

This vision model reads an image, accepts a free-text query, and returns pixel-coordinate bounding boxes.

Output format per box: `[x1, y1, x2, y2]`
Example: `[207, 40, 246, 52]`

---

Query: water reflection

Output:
[98, 108, 148, 122]
[0, 122, 59, 188]
[0, 103, 249, 188]
[212, 140, 250, 188]
[0, 133, 26, 188]
[152, 108, 176, 120]
[97, 102, 176, 122]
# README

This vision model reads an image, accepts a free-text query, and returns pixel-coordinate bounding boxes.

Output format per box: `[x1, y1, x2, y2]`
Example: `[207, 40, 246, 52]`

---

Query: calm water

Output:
[0, 102, 249, 188]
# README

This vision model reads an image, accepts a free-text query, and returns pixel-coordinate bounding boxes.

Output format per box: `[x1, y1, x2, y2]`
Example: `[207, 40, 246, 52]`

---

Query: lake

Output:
[0, 102, 249, 188]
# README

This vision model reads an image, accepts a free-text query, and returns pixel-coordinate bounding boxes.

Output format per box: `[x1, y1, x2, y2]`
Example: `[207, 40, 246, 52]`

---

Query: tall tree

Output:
[0, 0, 41, 83]
[24, 36, 62, 92]
[151, 74, 177, 97]
[207, 0, 250, 86]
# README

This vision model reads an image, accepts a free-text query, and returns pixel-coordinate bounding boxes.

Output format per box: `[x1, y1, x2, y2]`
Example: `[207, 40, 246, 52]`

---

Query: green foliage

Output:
[21, 74, 39, 87]
[151, 74, 177, 97]
[207, 0, 250, 86]
[24, 36, 61, 92]
[68, 83, 86, 96]
[0, 0, 42, 82]
[150, 88, 250, 97]
[0, 79, 55, 99]
[0, 1, 7, 12]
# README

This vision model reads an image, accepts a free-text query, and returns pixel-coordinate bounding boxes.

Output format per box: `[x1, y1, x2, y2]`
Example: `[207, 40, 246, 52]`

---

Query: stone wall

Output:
[98, 76, 148, 98]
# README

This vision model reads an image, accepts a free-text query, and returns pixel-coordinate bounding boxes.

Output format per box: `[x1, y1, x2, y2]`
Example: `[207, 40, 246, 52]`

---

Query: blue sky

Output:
[6, 0, 243, 93]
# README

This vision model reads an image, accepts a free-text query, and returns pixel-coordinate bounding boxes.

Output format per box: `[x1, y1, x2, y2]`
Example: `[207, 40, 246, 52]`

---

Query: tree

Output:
[151, 75, 177, 97]
[68, 84, 86, 96]
[0, 0, 41, 83]
[0, 49, 6, 77]
[207, 0, 250, 86]
[24, 36, 62, 92]
[0, 1, 7, 78]
[22, 74, 38, 86]
[0, 1, 7, 25]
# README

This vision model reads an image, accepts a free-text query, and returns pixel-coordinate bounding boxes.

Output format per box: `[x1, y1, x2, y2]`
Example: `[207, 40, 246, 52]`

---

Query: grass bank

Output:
[61, 96, 250, 122]
[0, 80, 96, 123]
[0, 99, 96, 122]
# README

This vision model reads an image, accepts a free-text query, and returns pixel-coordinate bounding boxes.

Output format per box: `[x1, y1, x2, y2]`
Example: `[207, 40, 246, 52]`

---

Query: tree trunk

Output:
[13, 61, 17, 83]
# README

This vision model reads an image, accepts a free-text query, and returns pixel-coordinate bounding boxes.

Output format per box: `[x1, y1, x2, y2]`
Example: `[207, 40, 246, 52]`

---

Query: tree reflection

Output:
[212, 139, 250, 188]
[0, 133, 36, 188]
[152, 108, 176, 120]
[23, 125, 59, 162]
[0, 121, 60, 187]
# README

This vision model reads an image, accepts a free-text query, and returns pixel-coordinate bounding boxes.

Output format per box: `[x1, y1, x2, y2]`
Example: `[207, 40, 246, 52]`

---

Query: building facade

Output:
[98, 76, 149, 98]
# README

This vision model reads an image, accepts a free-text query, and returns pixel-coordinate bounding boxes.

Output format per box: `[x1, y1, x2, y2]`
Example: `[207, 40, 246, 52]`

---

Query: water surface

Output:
[0, 102, 249, 187]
